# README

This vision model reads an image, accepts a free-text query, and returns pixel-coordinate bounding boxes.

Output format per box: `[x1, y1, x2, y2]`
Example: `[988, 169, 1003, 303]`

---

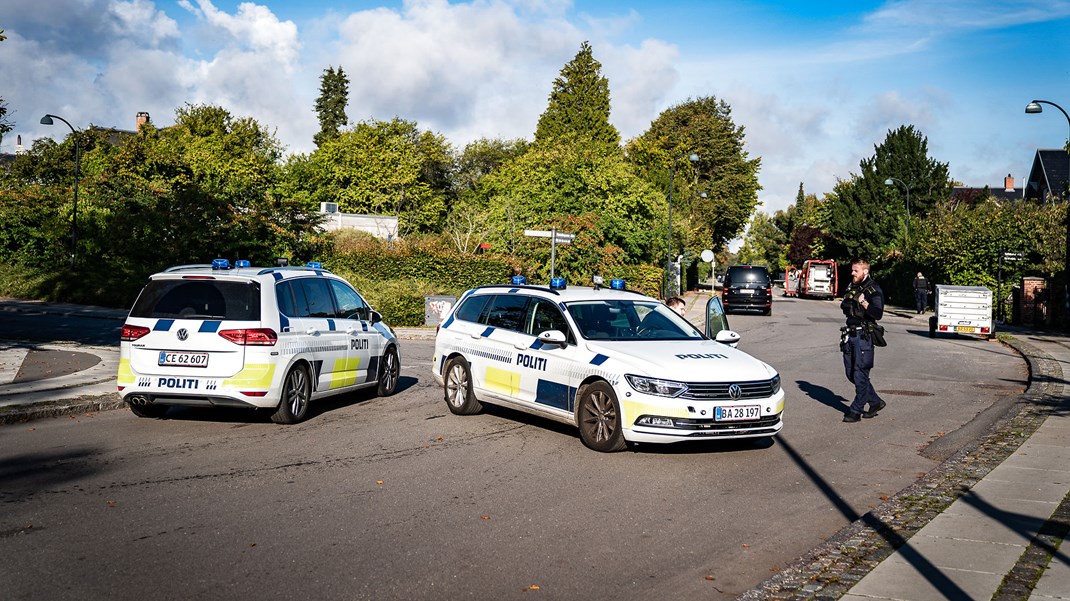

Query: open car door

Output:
[705, 296, 740, 346]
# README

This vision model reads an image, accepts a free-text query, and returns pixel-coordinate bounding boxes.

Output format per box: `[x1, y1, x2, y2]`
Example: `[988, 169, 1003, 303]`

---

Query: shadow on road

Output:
[796, 379, 849, 415]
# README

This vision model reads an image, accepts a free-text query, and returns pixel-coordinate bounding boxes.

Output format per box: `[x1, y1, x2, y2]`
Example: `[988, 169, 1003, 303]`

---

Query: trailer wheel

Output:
[928, 316, 937, 338]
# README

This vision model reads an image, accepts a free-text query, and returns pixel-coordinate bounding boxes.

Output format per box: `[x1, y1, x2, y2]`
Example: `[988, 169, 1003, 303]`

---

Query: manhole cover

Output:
[879, 389, 935, 397]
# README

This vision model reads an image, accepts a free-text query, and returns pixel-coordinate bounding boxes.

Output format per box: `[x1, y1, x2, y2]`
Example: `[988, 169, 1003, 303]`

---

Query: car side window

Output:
[328, 279, 369, 320]
[525, 298, 573, 343]
[454, 295, 490, 324]
[276, 281, 298, 317]
[295, 278, 336, 318]
[484, 295, 529, 331]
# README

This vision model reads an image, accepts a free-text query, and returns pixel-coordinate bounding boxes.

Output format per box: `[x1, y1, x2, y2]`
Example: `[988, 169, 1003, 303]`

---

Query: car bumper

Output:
[618, 389, 785, 443]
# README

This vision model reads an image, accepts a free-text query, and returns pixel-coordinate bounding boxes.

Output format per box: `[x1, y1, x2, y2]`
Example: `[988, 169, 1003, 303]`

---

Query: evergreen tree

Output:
[0, 30, 11, 148]
[534, 41, 620, 147]
[313, 66, 349, 148]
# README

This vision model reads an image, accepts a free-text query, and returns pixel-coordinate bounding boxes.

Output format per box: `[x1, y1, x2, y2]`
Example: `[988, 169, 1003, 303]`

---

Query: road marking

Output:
[0, 346, 31, 384]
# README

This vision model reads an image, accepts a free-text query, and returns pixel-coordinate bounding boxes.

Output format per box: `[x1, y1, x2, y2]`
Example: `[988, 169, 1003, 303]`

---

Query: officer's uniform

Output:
[840, 276, 886, 419]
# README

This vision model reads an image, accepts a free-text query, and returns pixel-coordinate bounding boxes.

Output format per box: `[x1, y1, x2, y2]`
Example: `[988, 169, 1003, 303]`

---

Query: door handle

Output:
[305, 327, 318, 335]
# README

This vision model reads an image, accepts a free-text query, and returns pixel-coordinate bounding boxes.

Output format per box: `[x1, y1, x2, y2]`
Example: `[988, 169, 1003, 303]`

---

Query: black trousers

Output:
[914, 289, 928, 312]
[843, 333, 882, 415]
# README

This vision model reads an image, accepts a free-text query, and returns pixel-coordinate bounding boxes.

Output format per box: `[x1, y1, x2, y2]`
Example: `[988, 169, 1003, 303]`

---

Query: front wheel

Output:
[272, 364, 311, 424]
[377, 346, 400, 397]
[444, 357, 481, 415]
[576, 381, 627, 452]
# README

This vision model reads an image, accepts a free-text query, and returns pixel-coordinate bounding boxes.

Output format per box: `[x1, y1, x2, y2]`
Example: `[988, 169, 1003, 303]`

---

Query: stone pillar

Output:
[1020, 277, 1047, 326]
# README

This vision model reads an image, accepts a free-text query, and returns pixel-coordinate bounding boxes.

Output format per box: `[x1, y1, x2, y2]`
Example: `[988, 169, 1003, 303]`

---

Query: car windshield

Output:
[566, 300, 704, 341]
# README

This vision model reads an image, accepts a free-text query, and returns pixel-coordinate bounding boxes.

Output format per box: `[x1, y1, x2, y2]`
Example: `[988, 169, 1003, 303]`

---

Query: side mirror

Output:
[715, 330, 741, 347]
[370, 310, 383, 324]
[538, 330, 568, 347]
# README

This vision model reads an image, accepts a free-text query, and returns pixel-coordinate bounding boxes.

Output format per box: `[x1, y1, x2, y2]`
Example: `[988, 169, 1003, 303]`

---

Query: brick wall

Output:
[1020, 277, 1047, 325]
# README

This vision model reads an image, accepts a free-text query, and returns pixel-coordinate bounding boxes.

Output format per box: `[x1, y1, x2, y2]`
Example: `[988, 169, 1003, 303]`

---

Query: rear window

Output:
[131, 279, 261, 320]
[727, 266, 770, 285]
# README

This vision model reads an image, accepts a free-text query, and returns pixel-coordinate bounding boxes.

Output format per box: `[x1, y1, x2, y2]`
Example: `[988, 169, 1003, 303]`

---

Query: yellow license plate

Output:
[957, 326, 976, 333]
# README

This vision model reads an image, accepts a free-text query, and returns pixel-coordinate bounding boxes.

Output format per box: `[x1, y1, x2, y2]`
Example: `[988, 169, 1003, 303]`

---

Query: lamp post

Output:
[665, 153, 700, 298]
[884, 177, 912, 249]
[1025, 99, 1070, 329]
[41, 114, 80, 268]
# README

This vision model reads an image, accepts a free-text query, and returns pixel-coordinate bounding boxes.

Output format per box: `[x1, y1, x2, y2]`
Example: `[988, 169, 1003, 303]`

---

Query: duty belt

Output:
[841, 325, 864, 337]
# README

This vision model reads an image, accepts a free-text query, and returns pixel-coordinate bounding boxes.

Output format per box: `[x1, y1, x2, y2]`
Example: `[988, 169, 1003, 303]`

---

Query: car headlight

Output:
[771, 373, 781, 394]
[625, 375, 687, 397]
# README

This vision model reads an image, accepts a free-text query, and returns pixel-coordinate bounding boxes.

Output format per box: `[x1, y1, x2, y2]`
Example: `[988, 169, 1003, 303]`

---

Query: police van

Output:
[431, 277, 784, 452]
[118, 259, 400, 423]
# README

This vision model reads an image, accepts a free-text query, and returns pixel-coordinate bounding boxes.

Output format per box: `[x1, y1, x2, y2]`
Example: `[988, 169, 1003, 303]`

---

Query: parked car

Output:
[722, 264, 773, 315]
[117, 259, 400, 423]
[431, 277, 783, 452]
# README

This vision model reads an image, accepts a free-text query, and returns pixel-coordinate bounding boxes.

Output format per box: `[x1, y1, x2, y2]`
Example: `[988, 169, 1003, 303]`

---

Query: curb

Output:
[0, 392, 125, 425]
[737, 334, 1063, 599]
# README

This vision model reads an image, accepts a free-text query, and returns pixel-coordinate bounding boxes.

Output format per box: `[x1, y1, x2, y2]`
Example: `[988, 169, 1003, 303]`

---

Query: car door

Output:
[518, 298, 581, 412]
[475, 294, 531, 401]
[327, 278, 378, 387]
[291, 277, 351, 393]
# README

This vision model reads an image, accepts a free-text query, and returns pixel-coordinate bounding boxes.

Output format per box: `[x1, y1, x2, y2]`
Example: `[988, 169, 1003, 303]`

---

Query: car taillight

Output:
[121, 324, 151, 341]
[218, 328, 278, 346]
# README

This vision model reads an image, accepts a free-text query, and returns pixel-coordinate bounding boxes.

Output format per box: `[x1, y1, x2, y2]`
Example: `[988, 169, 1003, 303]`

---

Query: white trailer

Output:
[928, 285, 993, 339]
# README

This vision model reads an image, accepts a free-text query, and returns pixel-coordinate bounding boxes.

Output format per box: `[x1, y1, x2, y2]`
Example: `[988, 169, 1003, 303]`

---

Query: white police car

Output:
[118, 259, 400, 423]
[431, 277, 784, 452]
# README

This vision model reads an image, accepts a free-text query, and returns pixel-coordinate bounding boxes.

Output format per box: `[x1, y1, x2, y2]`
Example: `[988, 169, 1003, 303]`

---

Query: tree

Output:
[454, 137, 529, 194]
[627, 96, 761, 255]
[534, 41, 619, 148]
[736, 211, 785, 269]
[291, 118, 454, 235]
[824, 125, 953, 262]
[313, 66, 349, 148]
[473, 138, 663, 263]
[0, 30, 12, 148]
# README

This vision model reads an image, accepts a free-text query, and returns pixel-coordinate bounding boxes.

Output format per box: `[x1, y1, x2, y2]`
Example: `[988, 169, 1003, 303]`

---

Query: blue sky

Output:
[2, 0, 1069, 224]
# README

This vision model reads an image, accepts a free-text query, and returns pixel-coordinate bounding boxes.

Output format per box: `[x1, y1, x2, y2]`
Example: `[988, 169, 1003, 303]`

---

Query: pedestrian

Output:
[912, 271, 929, 314]
[666, 296, 686, 317]
[840, 259, 887, 423]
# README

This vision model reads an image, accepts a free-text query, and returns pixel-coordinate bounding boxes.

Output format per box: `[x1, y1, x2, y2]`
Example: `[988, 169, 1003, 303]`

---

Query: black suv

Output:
[722, 264, 773, 315]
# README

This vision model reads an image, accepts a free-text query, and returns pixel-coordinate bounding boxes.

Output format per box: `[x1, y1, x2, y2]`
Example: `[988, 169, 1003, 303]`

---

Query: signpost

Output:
[997, 248, 1024, 322]
[701, 249, 715, 296]
[524, 228, 574, 279]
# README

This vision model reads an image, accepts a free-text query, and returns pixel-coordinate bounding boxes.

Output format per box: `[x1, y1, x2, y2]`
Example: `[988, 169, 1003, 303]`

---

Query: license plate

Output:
[956, 326, 976, 333]
[159, 351, 209, 367]
[739, 288, 755, 295]
[715, 405, 761, 421]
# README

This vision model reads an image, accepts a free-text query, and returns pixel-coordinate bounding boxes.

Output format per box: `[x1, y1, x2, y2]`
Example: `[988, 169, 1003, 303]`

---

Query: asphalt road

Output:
[0, 294, 1026, 600]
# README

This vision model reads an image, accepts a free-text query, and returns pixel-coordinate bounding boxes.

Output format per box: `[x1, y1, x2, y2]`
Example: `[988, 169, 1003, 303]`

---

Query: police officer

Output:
[840, 259, 886, 422]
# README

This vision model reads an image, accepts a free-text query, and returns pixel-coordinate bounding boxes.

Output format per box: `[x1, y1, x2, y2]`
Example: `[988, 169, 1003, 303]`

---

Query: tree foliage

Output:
[534, 41, 620, 148]
[736, 211, 785, 269]
[287, 118, 453, 235]
[626, 96, 761, 255]
[313, 66, 349, 148]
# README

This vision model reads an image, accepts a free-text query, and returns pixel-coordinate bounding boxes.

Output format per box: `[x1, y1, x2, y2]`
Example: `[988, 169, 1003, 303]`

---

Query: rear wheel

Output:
[377, 346, 400, 396]
[444, 357, 481, 415]
[576, 381, 627, 452]
[128, 402, 168, 418]
[272, 364, 311, 424]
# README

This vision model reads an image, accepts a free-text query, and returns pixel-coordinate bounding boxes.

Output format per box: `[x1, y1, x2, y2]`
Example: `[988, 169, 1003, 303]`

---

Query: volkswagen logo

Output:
[728, 384, 742, 399]
[177, 328, 189, 341]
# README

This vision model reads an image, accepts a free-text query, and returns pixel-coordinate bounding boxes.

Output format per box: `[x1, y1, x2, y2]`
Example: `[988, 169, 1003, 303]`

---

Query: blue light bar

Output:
[235, 260, 251, 268]
[307, 261, 323, 269]
[511, 275, 527, 285]
[610, 279, 626, 290]
[550, 277, 566, 290]
[211, 258, 230, 270]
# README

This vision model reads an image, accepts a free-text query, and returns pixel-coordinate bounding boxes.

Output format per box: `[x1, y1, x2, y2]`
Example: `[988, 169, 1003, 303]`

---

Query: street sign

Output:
[523, 229, 552, 238]
[523, 229, 575, 277]
[700, 249, 714, 263]
[1002, 252, 1024, 261]
[553, 233, 575, 244]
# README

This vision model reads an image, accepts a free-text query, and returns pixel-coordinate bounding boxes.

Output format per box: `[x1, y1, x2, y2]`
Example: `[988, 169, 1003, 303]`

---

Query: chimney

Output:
[136, 112, 151, 132]
[1004, 174, 1014, 192]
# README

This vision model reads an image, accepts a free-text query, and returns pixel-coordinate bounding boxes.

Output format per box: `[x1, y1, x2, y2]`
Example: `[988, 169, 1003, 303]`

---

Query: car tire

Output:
[444, 356, 481, 415]
[272, 363, 311, 424]
[128, 402, 168, 418]
[576, 381, 627, 452]
[377, 345, 400, 397]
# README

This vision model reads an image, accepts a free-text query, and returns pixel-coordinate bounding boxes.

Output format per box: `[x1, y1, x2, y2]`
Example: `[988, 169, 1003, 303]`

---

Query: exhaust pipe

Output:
[128, 395, 150, 406]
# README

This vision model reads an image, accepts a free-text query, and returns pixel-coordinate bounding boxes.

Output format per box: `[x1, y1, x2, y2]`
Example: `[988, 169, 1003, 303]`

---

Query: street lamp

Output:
[884, 177, 912, 248]
[665, 153, 700, 298]
[1025, 99, 1070, 329]
[41, 114, 80, 268]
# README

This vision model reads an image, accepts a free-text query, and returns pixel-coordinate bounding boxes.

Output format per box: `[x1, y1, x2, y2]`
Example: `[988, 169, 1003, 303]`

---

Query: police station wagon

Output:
[118, 259, 400, 423]
[431, 278, 784, 452]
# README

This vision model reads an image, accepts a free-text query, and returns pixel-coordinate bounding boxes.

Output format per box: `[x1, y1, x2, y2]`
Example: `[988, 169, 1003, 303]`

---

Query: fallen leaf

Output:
[528, 584, 540, 591]
[106, 500, 117, 508]
[376, 480, 384, 486]
[704, 575, 715, 581]
[741, 543, 750, 548]
[481, 515, 490, 520]
[879, 495, 890, 501]
[25, 523, 32, 529]
[436, 436, 444, 441]
[770, 566, 780, 572]
[248, 543, 256, 548]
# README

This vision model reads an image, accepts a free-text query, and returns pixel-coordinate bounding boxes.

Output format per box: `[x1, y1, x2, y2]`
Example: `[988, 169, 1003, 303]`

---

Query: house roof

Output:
[951, 185, 1023, 204]
[1024, 149, 1070, 202]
